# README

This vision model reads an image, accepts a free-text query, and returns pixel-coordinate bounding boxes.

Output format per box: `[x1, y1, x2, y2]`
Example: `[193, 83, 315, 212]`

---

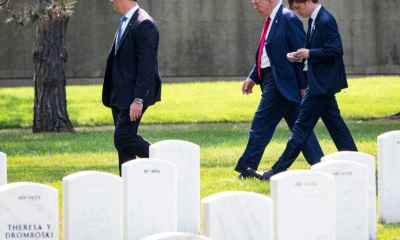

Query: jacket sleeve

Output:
[309, 17, 344, 63]
[133, 20, 159, 100]
[248, 64, 261, 84]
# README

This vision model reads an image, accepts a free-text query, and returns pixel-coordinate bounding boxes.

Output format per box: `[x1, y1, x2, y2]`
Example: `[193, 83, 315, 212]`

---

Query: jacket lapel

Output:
[308, 6, 324, 45]
[115, 8, 140, 54]
[266, 4, 283, 44]
[111, 31, 117, 55]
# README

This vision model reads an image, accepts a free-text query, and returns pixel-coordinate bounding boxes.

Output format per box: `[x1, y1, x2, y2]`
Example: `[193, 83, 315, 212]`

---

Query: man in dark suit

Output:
[235, 0, 323, 179]
[248, 0, 358, 180]
[102, 0, 162, 176]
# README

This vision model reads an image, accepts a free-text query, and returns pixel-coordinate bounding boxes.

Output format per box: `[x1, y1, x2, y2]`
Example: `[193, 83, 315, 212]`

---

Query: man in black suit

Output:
[248, 0, 358, 180]
[102, 0, 162, 176]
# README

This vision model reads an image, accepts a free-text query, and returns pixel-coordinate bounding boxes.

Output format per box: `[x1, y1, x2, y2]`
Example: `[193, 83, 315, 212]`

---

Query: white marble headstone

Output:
[321, 151, 377, 239]
[63, 171, 123, 240]
[0, 182, 58, 239]
[142, 232, 212, 240]
[378, 131, 400, 224]
[0, 152, 6, 187]
[270, 170, 335, 240]
[311, 160, 368, 239]
[202, 191, 273, 240]
[122, 159, 177, 240]
[150, 140, 200, 233]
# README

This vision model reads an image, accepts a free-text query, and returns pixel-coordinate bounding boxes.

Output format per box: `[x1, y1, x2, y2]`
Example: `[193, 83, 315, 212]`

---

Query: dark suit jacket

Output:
[307, 6, 347, 96]
[102, 9, 162, 110]
[249, 4, 307, 103]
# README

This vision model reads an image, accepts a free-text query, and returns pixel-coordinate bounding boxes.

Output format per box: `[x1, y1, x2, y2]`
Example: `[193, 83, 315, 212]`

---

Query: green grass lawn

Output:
[1, 77, 400, 239]
[0, 76, 399, 128]
[1, 122, 400, 239]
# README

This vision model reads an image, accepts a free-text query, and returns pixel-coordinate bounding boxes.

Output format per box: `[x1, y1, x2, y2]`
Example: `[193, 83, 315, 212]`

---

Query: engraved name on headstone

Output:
[63, 171, 123, 240]
[0, 182, 58, 240]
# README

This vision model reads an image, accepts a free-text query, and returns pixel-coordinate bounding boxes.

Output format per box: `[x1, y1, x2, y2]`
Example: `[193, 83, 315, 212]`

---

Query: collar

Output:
[269, 2, 282, 21]
[311, 4, 322, 20]
[124, 5, 139, 21]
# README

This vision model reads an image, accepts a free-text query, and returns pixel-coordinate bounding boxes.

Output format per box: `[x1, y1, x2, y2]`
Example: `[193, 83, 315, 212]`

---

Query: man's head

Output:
[110, 0, 137, 14]
[252, 0, 280, 17]
[288, 0, 318, 18]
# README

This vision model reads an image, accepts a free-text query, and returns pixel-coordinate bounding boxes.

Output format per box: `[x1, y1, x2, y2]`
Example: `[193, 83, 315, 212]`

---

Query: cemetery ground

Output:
[1, 76, 400, 239]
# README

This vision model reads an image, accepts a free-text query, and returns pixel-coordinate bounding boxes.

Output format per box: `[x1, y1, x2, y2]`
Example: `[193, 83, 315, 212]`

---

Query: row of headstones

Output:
[0, 155, 379, 240]
[0, 131, 399, 238]
[0, 140, 203, 240]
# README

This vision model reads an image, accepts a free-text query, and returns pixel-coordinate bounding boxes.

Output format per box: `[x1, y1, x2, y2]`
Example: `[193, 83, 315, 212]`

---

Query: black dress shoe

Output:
[246, 167, 274, 181]
[234, 173, 253, 180]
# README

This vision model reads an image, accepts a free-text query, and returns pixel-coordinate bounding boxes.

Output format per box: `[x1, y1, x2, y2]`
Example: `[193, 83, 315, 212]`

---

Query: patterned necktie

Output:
[306, 17, 313, 45]
[257, 17, 271, 79]
[117, 16, 128, 47]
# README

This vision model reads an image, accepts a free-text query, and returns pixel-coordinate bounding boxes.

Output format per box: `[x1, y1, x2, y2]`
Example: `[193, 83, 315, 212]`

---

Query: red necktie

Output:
[257, 17, 271, 79]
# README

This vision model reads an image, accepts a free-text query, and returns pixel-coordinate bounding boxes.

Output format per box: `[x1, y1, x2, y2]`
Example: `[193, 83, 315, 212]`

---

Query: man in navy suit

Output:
[248, 0, 358, 180]
[235, 0, 323, 179]
[102, 0, 162, 176]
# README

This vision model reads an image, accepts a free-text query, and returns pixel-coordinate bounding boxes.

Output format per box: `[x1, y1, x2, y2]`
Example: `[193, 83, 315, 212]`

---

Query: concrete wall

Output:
[0, 0, 399, 86]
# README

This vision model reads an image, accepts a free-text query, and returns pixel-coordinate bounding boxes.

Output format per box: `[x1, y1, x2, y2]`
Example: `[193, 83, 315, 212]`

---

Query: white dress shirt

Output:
[260, 2, 282, 69]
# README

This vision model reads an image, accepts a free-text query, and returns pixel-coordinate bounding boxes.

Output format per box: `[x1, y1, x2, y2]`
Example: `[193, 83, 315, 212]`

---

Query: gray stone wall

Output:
[0, 0, 399, 85]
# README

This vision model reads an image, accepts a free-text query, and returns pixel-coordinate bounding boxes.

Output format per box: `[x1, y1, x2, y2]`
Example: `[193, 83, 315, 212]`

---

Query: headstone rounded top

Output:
[151, 140, 200, 149]
[0, 152, 6, 157]
[321, 151, 374, 161]
[63, 170, 120, 181]
[311, 159, 367, 170]
[202, 191, 271, 204]
[0, 182, 57, 192]
[378, 130, 400, 139]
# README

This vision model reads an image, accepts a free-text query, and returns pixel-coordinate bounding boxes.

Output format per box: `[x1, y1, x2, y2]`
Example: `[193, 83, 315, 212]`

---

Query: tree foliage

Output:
[1, 0, 76, 25]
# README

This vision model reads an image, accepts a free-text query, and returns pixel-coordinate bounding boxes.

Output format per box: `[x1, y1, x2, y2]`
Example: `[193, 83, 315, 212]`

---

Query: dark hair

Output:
[288, 0, 318, 8]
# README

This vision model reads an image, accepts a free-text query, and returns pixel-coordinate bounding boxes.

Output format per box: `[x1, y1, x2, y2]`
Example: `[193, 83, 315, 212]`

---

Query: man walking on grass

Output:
[248, 0, 358, 181]
[102, 0, 162, 176]
[234, 0, 323, 180]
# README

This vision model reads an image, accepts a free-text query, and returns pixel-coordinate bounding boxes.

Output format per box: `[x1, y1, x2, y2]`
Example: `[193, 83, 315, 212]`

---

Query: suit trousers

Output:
[272, 90, 358, 173]
[112, 107, 151, 176]
[235, 69, 323, 175]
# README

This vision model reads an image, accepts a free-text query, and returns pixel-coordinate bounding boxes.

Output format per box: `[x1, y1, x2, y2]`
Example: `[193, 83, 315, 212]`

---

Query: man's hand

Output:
[242, 78, 256, 95]
[300, 88, 306, 98]
[296, 48, 310, 59]
[129, 101, 143, 121]
[287, 52, 299, 63]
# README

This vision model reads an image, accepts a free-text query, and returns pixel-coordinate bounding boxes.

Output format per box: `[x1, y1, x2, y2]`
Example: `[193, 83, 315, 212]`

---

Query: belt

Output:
[261, 67, 272, 75]
[261, 67, 271, 72]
